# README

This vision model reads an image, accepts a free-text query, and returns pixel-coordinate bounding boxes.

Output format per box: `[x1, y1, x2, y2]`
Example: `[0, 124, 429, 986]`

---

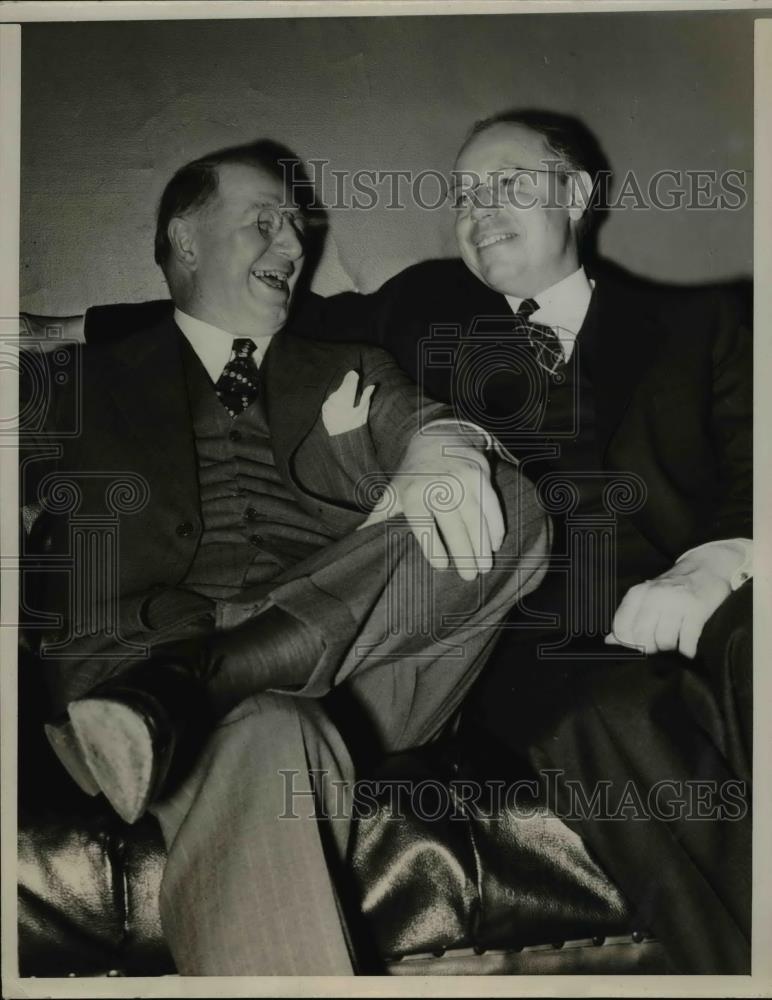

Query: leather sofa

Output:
[16, 383, 668, 977]
[18, 645, 670, 978]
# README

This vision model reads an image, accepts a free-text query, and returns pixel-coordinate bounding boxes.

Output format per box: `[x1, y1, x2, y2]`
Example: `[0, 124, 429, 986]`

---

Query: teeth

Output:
[252, 269, 289, 292]
[476, 233, 515, 249]
[252, 269, 288, 285]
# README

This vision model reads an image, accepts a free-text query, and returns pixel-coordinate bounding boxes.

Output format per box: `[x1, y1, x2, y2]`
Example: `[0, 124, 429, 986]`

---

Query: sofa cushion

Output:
[18, 735, 668, 976]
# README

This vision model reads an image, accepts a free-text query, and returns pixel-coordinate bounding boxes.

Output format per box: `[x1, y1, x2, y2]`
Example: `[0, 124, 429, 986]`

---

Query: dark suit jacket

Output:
[324, 259, 752, 564]
[81, 259, 751, 564]
[23, 315, 449, 708]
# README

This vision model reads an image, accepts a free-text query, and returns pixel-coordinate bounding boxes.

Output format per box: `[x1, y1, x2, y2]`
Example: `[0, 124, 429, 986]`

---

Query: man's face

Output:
[453, 123, 584, 298]
[187, 162, 305, 337]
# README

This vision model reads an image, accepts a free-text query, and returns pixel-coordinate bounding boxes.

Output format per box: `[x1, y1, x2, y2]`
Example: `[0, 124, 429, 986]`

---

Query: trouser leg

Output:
[152, 692, 356, 976]
[218, 459, 550, 753]
[149, 461, 549, 974]
[462, 585, 752, 973]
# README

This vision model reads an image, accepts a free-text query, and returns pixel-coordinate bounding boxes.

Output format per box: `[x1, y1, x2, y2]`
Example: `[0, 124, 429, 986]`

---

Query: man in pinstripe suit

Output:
[28, 139, 549, 974]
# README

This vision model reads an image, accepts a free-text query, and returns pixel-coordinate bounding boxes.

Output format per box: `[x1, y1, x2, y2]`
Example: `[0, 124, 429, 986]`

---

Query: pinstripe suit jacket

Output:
[22, 317, 451, 710]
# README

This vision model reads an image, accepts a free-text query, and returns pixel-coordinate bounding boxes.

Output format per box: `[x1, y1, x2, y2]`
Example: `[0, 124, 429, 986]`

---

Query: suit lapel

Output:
[262, 331, 350, 473]
[105, 319, 198, 509]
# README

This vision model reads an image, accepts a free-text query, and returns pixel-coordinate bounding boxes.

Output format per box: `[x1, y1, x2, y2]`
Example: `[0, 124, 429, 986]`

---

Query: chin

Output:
[478, 259, 526, 296]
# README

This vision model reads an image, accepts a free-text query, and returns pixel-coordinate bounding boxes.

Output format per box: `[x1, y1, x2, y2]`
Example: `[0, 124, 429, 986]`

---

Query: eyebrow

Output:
[452, 162, 564, 190]
[244, 197, 282, 212]
[450, 165, 523, 191]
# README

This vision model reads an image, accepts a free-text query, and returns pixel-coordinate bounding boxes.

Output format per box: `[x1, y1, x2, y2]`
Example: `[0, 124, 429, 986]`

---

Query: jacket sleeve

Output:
[358, 344, 453, 473]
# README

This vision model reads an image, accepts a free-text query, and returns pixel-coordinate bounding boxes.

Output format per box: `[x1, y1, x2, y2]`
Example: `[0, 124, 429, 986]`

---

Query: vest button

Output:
[176, 521, 195, 537]
[245, 506, 258, 521]
[249, 533, 263, 546]
[229, 429, 242, 443]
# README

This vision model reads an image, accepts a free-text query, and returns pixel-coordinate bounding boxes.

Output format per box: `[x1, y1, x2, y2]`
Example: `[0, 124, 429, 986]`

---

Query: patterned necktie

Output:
[215, 338, 260, 418]
[515, 298, 566, 375]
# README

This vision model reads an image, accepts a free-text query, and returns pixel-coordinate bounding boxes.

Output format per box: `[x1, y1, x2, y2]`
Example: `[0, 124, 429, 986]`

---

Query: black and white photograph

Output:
[1, 1, 770, 994]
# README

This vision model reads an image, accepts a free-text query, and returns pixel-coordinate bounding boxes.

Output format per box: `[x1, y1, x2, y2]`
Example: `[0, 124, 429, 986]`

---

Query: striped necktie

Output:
[515, 298, 566, 375]
[215, 338, 260, 418]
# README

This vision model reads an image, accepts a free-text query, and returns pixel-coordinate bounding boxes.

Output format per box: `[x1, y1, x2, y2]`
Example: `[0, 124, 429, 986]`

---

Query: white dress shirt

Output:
[505, 266, 594, 364]
[174, 308, 274, 381]
[501, 268, 751, 590]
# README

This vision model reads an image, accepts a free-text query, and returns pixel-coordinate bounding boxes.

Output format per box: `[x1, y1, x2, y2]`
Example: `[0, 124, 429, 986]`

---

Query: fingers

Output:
[628, 599, 663, 656]
[677, 611, 704, 660]
[435, 508, 478, 581]
[477, 468, 505, 553]
[606, 581, 650, 650]
[431, 458, 498, 579]
[606, 579, 708, 658]
[467, 498, 493, 573]
[653, 605, 684, 655]
[402, 488, 449, 571]
[441, 451, 501, 574]
[363, 442, 505, 581]
[455, 490, 495, 575]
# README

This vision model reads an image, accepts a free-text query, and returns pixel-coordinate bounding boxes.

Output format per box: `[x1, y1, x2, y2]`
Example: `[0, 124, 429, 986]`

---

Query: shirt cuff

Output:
[676, 538, 753, 591]
[420, 417, 524, 466]
[421, 418, 494, 449]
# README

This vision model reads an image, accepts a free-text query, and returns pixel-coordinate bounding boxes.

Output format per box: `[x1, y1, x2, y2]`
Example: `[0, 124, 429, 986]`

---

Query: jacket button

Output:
[249, 533, 263, 546]
[229, 429, 242, 443]
[245, 506, 258, 521]
[176, 522, 194, 537]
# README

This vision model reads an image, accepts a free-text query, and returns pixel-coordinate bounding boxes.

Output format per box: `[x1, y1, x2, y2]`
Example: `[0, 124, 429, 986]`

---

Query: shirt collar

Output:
[173, 308, 273, 382]
[505, 267, 594, 362]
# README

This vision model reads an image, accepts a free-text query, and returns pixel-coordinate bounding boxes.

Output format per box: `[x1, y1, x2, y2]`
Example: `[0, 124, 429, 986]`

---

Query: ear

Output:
[567, 170, 593, 223]
[167, 216, 198, 270]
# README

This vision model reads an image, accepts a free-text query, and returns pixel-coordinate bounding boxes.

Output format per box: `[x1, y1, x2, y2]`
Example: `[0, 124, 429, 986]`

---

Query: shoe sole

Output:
[69, 698, 156, 824]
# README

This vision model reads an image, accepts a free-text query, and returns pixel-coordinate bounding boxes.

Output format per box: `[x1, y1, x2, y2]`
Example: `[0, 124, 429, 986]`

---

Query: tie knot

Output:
[232, 338, 257, 360]
[516, 298, 540, 320]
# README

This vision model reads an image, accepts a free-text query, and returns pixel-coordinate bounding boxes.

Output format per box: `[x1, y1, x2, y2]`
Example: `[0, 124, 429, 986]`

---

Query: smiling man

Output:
[26, 139, 550, 975]
[361, 110, 752, 974]
[27, 112, 752, 974]
[453, 120, 591, 297]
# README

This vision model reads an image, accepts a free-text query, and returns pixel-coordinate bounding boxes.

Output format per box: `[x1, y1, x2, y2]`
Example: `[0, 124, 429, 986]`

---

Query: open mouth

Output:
[251, 268, 290, 292]
[475, 232, 517, 250]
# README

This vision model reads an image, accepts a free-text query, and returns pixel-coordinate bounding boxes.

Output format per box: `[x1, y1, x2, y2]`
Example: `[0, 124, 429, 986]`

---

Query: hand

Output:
[605, 561, 732, 659]
[358, 429, 505, 581]
[322, 370, 376, 436]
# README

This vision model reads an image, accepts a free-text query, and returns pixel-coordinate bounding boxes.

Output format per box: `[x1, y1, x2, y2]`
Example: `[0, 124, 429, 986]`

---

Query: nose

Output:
[467, 183, 500, 220]
[469, 198, 497, 221]
[271, 215, 304, 261]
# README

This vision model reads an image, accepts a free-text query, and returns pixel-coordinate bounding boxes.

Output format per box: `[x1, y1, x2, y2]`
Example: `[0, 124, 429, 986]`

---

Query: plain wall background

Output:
[20, 11, 755, 313]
